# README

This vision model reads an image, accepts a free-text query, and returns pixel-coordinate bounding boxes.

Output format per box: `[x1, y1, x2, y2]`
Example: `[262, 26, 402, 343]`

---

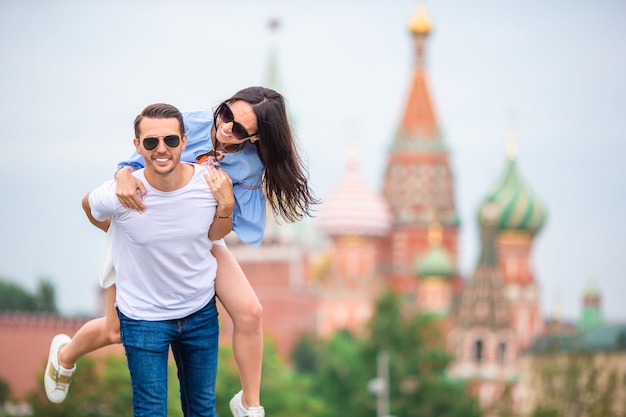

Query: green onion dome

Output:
[478, 138, 547, 234]
[415, 224, 455, 278]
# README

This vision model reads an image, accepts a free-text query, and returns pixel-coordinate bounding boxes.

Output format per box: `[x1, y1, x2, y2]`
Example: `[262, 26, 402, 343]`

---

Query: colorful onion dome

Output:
[415, 223, 455, 278]
[317, 142, 392, 237]
[478, 137, 547, 234]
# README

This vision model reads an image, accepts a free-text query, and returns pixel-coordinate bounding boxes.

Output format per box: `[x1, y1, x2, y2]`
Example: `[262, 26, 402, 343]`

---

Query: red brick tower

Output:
[381, 5, 460, 307]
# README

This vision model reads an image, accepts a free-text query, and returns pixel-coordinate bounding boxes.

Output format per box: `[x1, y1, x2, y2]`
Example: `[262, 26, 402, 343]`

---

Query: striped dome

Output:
[317, 148, 392, 237]
[478, 146, 546, 234]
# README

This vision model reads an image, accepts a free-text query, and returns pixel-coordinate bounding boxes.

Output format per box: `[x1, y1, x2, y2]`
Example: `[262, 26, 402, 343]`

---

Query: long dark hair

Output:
[226, 86, 319, 222]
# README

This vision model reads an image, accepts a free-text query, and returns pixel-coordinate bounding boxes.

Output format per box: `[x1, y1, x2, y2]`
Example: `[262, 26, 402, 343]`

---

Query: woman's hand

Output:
[204, 165, 235, 215]
[115, 167, 147, 212]
[205, 165, 235, 240]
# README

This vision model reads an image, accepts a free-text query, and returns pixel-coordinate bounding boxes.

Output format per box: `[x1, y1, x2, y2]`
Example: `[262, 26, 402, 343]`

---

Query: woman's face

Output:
[214, 100, 259, 146]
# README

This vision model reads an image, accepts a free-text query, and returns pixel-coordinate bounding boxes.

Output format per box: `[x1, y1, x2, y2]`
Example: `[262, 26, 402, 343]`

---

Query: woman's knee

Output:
[234, 299, 263, 330]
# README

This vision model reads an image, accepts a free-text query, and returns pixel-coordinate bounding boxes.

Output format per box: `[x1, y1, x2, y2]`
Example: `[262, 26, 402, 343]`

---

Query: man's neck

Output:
[144, 163, 194, 192]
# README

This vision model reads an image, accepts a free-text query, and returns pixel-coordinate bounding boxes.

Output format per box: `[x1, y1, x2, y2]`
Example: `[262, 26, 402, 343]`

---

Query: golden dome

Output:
[409, 4, 432, 35]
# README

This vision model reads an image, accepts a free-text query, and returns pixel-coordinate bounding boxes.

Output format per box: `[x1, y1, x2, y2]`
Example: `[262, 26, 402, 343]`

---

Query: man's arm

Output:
[82, 193, 111, 232]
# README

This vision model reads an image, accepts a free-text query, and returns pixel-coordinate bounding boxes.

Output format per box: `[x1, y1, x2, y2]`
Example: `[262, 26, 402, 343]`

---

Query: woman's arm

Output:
[114, 166, 147, 212]
[206, 166, 235, 241]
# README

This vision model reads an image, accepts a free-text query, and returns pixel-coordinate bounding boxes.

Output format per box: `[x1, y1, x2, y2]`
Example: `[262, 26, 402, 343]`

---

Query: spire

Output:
[265, 17, 282, 93]
[261, 16, 296, 244]
[505, 133, 517, 161]
[396, 2, 441, 145]
[505, 110, 518, 160]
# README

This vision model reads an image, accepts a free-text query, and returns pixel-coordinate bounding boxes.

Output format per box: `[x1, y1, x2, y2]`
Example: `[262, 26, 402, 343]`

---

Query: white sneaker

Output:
[229, 390, 265, 417]
[44, 334, 76, 403]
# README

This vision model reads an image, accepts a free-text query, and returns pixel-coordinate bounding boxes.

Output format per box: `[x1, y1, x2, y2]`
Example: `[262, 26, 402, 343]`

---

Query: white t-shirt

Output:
[88, 164, 217, 320]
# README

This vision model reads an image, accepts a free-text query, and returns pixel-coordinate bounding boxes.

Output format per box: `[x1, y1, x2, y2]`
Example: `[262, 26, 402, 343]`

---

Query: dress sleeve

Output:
[117, 110, 214, 169]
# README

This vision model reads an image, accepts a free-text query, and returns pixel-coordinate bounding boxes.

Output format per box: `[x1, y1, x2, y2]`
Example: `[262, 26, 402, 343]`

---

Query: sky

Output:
[0, 0, 624, 323]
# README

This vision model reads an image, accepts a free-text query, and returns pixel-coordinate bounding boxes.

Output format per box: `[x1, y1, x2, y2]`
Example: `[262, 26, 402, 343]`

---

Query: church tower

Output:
[316, 143, 392, 338]
[479, 135, 546, 349]
[381, 4, 460, 306]
[448, 203, 517, 410]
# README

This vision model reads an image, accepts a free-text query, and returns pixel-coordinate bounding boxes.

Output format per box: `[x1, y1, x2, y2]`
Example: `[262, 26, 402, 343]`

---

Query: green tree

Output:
[0, 279, 37, 311]
[307, 291, 481, 417]
[531, 407, 559, 417]
[216, 338, 324, 417]
[362, 291, 481, 417]
[0, 277, 58, 313]
[0, 376, 9, 404]
[291, 333, 318, 374]
[35, 278, 58, 313]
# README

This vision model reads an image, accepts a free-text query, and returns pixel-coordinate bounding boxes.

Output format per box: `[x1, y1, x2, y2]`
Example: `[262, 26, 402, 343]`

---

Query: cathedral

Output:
[225, 3, 548, 411]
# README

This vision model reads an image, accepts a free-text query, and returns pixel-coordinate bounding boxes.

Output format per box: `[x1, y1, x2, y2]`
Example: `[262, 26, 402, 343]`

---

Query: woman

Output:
[44, 86, 319, 417]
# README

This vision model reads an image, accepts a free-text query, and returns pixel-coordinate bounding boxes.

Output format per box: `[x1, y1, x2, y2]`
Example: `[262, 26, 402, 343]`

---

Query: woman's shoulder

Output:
[222, 143, 263, 182]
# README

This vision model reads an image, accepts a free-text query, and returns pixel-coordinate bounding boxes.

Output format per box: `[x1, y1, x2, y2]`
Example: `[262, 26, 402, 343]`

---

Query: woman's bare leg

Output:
[213, 245, 263, 409]
[58, 285, 121, 368]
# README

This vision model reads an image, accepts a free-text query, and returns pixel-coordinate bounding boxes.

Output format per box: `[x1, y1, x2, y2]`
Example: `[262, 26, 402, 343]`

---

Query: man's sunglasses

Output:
[215, 102, 258, 140]
[142, 134, 181, 151]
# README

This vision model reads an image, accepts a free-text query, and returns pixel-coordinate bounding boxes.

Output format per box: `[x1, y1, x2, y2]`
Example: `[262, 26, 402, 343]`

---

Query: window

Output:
[474, 339, 483, 363]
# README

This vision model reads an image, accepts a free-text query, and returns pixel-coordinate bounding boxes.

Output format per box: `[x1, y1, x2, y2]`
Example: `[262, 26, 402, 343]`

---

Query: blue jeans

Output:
[118, 297, 219, 417]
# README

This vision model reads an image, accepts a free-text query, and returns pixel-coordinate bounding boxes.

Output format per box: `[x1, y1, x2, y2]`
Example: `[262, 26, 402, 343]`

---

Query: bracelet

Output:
[114, 166, 131, 179]
[214, 214, 233, 219]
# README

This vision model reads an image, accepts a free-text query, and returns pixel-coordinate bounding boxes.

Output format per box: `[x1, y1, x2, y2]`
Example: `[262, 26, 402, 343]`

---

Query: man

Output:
[82, 103, 232, 417]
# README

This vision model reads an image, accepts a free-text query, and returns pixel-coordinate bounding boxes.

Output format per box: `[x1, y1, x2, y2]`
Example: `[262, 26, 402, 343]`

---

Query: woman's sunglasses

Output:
[215, 102, 258, 140]
[142, 134, 181, 151]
